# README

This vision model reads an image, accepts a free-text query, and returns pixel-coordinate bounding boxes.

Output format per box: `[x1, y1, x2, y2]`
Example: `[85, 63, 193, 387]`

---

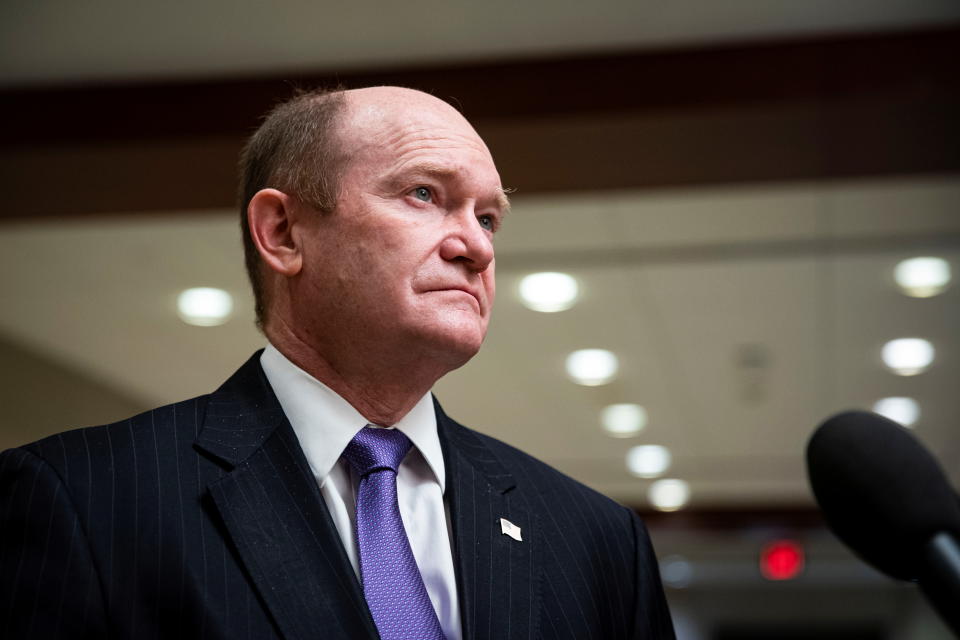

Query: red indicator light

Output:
[760, 539, 804, 581]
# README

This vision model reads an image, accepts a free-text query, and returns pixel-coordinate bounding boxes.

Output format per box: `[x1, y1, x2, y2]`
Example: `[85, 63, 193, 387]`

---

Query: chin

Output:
[414, 318, 487, 369]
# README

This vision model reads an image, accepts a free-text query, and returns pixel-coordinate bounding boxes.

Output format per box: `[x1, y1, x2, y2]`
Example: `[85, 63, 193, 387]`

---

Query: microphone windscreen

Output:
[806, 410, 960, 580]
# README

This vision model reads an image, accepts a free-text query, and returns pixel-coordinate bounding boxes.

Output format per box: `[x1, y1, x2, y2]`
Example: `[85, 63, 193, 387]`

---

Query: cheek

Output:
[366, 218, 428, 267]
[484, 264, 496, 303]
[338, 227, 404, 277]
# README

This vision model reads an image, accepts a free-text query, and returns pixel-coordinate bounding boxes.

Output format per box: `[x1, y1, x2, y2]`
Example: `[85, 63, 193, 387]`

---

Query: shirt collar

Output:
[259, 343, 445, 492]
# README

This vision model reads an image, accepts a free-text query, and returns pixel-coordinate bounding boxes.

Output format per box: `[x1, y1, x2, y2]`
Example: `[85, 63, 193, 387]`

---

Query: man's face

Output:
[291, 88, 507, 371]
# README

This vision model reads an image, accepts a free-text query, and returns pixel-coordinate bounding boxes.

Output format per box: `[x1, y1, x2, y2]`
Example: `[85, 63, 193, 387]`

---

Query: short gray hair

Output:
[238, 87, 348, 329]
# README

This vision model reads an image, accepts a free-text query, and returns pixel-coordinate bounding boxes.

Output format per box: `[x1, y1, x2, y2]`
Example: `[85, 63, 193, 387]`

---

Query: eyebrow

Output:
[496, 187, 513, 216]
[387, 162, 512, 215]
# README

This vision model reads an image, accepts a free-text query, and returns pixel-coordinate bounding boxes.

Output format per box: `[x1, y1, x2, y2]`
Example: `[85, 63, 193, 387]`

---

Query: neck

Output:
[266, 317, 452, 426]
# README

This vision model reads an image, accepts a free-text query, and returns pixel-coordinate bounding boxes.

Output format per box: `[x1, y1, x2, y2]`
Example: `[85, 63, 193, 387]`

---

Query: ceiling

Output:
[1, 1, 958, 514]
[1, 176, 957, 509]
[2, 0, 958, 86]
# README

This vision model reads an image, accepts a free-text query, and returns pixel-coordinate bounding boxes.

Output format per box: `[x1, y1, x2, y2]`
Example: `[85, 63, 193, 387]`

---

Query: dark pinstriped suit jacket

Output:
[0, 352, 675, 639]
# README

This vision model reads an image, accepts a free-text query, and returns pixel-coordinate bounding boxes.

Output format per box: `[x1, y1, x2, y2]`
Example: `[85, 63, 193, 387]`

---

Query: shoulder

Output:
[5, 393, 211, 486]
[6, 350, 269, 475]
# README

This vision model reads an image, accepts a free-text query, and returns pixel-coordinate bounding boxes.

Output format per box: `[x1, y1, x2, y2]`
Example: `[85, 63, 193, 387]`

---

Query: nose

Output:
[439, 209, 494, 272]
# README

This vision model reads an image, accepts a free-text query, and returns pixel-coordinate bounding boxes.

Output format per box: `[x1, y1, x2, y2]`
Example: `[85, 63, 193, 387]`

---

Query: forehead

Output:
[337, 90, 502, 187]
[341, 88, 480, 144]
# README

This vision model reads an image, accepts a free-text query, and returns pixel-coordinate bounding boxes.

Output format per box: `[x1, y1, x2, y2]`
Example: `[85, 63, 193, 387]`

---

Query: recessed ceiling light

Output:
[881, 338, 935, 376]
[660, 555, 694, 589]
[565, 349, 619, 386]
[626, 445, 670, 478]
[894, 257, 951, 298]
[872, 397, 920, 428]
[518, 272, 579, 312]
[648, 479, 690, 512]
[177, 287, 234, 326]
[601, 403, 648, 437]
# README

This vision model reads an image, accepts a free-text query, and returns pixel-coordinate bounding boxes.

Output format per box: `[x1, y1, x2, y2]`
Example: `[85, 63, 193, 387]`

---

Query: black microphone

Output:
[806, 410, 960, 634]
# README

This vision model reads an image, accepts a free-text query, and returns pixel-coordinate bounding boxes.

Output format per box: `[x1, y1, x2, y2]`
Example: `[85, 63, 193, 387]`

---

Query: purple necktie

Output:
[342, 426, 446, 640]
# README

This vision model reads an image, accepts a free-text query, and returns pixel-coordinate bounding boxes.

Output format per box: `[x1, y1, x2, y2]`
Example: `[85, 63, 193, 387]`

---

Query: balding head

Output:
[338, 86, 480, 142]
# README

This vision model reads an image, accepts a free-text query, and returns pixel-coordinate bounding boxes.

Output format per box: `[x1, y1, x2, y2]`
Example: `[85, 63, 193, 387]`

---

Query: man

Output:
[0, 87, 675, 639]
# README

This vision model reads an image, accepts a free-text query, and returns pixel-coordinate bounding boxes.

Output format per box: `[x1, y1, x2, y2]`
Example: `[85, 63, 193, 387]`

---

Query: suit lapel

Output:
[437, 400, 541, 640]
[195, 353, 377, 640]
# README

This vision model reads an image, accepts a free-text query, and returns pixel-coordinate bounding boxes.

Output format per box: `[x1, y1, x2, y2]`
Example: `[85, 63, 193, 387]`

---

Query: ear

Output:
[247, 188, 303, 277]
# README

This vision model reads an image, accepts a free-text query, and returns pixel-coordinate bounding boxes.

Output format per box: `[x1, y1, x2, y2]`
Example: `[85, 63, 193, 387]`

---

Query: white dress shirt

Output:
[259, 344, 461, 640]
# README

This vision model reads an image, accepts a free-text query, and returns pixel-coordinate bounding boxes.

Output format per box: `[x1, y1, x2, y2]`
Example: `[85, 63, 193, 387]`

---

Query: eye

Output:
[410, 186, 432, 202]
[478, 214, 496, 231]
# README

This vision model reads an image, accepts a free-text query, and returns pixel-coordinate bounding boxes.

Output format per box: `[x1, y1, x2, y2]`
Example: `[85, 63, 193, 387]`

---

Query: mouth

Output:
[430, 287, 483, 312]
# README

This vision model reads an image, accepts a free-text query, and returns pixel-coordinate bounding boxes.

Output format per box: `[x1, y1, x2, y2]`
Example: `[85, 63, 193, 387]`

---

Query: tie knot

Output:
[343, 426, 413, 477]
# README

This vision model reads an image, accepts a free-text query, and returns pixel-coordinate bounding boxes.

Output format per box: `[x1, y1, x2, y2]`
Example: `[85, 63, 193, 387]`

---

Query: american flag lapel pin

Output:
[499, 517, 522, 542]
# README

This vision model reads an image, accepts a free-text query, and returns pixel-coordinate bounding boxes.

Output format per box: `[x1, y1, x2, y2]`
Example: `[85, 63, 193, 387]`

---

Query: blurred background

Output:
[2, 1, 959, 637]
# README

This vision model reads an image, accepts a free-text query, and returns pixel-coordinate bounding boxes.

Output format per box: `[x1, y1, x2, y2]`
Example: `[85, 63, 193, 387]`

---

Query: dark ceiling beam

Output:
[1, 26, 957, 220]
